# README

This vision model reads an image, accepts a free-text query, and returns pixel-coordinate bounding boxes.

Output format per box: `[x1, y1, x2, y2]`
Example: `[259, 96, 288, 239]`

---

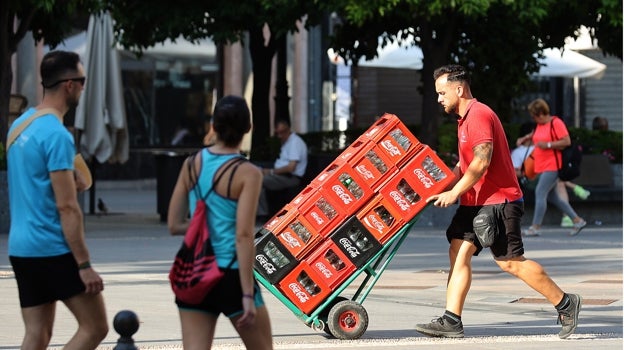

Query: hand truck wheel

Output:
[317, 296, 348, 335]
[326, 300, 369, 340]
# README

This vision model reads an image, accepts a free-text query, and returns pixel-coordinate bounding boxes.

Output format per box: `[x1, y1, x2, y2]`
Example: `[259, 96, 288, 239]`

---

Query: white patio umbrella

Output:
[74, 12, 128, 164]
[327, 41, 423, 70]
[537, 48, 606, 79]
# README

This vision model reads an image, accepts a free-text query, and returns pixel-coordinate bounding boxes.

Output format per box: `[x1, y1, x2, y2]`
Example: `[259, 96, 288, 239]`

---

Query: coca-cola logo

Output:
[314, 262, 333, 278]
[356, 164, 375, 180]
[389, 191, 410, 211]
[310, 211, 324, 225]
[289, 283, 310, 302]
[414, 168, 434, 188]
[364, 214, 385, 233]
[281, 232, 301, 248]
[380, 140, 401, 156]
[338, 238, 360, 258]
[255, 255, 276, 274]
[332, 184, 353, 205]
[365, 126, 381, 138]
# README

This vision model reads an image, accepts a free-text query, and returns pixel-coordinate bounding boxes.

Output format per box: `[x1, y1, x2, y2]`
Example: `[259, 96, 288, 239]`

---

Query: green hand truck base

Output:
[254, 219, 417, 340]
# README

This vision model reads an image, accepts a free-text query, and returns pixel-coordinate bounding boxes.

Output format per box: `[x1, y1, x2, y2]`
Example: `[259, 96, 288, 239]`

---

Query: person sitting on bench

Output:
[257, 118, 307, 219]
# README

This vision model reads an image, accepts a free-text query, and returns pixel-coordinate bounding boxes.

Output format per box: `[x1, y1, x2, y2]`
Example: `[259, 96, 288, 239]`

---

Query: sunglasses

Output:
[42, 77, 86, 88]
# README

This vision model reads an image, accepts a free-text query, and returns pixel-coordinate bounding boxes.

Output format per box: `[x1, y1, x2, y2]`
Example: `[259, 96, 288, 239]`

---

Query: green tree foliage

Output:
[0, 0, 100, 145]
[323, 0, 622, 147]
[106, 0, 322, 160]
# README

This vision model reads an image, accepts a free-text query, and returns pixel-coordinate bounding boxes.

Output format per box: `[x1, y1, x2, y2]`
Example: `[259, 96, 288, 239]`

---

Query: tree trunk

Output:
[248, 26, 277, 161]
[0, 52, 12, 145]
[274, 35, 290, 123]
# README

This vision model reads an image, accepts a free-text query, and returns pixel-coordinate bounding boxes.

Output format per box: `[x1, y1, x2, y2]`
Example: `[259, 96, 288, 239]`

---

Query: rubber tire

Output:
[326, 300, 369, 340]
[317, 296, 348, 336]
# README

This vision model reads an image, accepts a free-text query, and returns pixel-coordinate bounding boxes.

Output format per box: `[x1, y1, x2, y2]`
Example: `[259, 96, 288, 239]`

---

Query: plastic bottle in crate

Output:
[365, 150, 389, 174]
[389, 128, 412, 152]
[324, 250, 346, 271]
[338, 173, 364, 199]
[296, 271, 321, 296]
[263, 241, 291, 269]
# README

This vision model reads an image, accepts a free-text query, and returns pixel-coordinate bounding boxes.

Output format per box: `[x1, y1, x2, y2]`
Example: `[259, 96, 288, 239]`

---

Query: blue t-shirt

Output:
[7, 108, 75, 257]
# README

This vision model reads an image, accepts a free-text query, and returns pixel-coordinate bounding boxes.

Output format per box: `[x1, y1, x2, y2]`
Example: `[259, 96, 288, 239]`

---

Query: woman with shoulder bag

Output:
[519, 98, 586, 237]
[168, 95, 273, 349]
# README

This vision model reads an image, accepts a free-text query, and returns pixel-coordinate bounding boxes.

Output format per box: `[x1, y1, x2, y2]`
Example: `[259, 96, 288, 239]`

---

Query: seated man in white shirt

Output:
[258, 119, 308, 218]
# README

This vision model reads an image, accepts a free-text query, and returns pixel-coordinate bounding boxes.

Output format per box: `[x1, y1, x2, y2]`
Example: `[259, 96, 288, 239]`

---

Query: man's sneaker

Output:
[569, 220, 587, 236]
[414, 317, 464, 338]
[558, 293, 582, 339]
[573, 185, 591, 200]
[560, 215, 574, 228]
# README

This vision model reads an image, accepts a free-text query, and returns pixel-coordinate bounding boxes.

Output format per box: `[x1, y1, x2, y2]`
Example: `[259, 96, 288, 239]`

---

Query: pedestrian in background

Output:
[414, 64, 581, 339]
[6, 50, 108, 349]
[168, 95, 273, 349]
[517, 98, 587, 236]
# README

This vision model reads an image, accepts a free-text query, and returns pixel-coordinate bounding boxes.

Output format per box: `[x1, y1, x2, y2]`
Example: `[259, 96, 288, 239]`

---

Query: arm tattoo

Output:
[473, 143, 492, 162]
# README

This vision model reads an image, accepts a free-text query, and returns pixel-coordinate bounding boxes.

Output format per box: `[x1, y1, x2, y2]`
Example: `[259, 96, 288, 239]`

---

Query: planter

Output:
[0, 170, 9, 234]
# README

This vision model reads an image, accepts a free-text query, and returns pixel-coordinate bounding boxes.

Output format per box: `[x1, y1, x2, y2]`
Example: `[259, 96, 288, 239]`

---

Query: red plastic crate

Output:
[362, 113, 401, 141]
[349, 143, 399, 192]
[373, 121, 422, 168]
[278, 262, 332, 314]
[274, 214, 322, 260]
[378, 146, 455, 221]
[317, 162, 375, 217]
[398, 145, 456, 198]
[288, 186, 316, 210]
[355, 194, 405, 244]
[262, 206, 297, 234]
[299, 189, 347, 238]
[305, 240, 356, 289]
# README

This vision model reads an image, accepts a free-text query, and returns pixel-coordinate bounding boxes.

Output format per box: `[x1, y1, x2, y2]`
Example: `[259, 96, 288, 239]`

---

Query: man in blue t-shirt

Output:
[7, 50, 108, 349]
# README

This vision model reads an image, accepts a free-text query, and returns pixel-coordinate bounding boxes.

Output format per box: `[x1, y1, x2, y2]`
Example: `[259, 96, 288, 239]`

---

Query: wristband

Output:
[547, 142, 552, 149]
[242, 294, 254, 299]
[78, 261, 91, 270]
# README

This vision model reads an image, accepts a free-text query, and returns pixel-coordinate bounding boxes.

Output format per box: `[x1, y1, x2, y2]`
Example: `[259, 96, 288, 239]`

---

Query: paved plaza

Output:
[0, 182, 621, 349]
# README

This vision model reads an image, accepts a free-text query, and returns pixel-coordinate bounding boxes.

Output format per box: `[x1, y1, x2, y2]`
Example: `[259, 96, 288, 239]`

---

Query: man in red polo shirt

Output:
[413, 64, 581, 339]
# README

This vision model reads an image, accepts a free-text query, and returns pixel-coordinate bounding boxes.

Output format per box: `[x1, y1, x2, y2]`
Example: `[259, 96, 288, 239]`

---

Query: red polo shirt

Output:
[457, 99, 522, 205]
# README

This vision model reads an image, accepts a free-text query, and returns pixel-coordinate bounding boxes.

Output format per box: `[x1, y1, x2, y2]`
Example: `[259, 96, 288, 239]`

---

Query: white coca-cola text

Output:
[315, 262, 333, 278]
[332, 184, 353, 205]
[356, 164, 375, 180]
[289, 283, 310, 302]
[380, 140, 401, 156]
[339, 237, 360, 258]
[364, 214, 385, 233]
[414, 168, 434, 189]
[255, 255, 276, 274]
[310, 211, 324, 225]
[281, 232, 301, 248]
[389, 191, 410, 211]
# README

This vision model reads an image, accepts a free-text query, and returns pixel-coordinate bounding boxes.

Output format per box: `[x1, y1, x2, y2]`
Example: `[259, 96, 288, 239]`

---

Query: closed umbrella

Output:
[74, 12, 128, 164]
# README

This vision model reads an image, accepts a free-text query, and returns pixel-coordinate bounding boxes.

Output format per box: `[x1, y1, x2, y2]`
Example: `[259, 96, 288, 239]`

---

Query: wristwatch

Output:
[547, 142, 552, 149]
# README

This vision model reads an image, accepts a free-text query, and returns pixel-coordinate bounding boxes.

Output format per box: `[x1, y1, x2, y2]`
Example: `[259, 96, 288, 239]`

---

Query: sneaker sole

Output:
[414, 325, 464, 338]
[559, 295, 582, 339]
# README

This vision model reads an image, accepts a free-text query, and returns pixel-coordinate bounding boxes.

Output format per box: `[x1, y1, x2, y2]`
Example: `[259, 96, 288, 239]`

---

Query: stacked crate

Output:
[254, 113, 455, 314]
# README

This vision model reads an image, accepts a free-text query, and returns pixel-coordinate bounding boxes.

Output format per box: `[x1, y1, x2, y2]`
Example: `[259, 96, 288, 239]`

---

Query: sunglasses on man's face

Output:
[43, 77, 86, 88]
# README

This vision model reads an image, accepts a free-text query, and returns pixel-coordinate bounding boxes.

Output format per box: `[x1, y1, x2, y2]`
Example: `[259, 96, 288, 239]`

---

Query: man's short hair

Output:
[433, 64, 470, 85]
[40, 51, 81, 89]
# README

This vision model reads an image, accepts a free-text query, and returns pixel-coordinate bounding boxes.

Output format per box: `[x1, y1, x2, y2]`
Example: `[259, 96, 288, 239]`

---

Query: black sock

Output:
[443, 310, 461, 325]
[556, 293, 571, 311]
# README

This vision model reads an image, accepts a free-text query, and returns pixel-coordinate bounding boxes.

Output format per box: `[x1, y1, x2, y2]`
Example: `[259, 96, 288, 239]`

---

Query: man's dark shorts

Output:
[176, 268, 265, 318]
[10, 253, 86, 308]
[446, 201, 525, 259]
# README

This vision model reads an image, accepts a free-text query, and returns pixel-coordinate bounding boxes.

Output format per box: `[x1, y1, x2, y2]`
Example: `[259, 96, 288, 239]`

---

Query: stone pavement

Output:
[0, 181, 622, 349]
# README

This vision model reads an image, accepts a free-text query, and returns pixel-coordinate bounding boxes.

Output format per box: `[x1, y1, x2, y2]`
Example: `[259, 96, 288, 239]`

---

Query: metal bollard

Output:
[113, 310, 140, 350]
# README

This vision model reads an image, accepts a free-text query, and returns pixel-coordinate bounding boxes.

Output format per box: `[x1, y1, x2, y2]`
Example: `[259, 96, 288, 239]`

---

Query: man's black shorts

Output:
[10, 253, 85, 308]
[446, 201, 525, 259]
